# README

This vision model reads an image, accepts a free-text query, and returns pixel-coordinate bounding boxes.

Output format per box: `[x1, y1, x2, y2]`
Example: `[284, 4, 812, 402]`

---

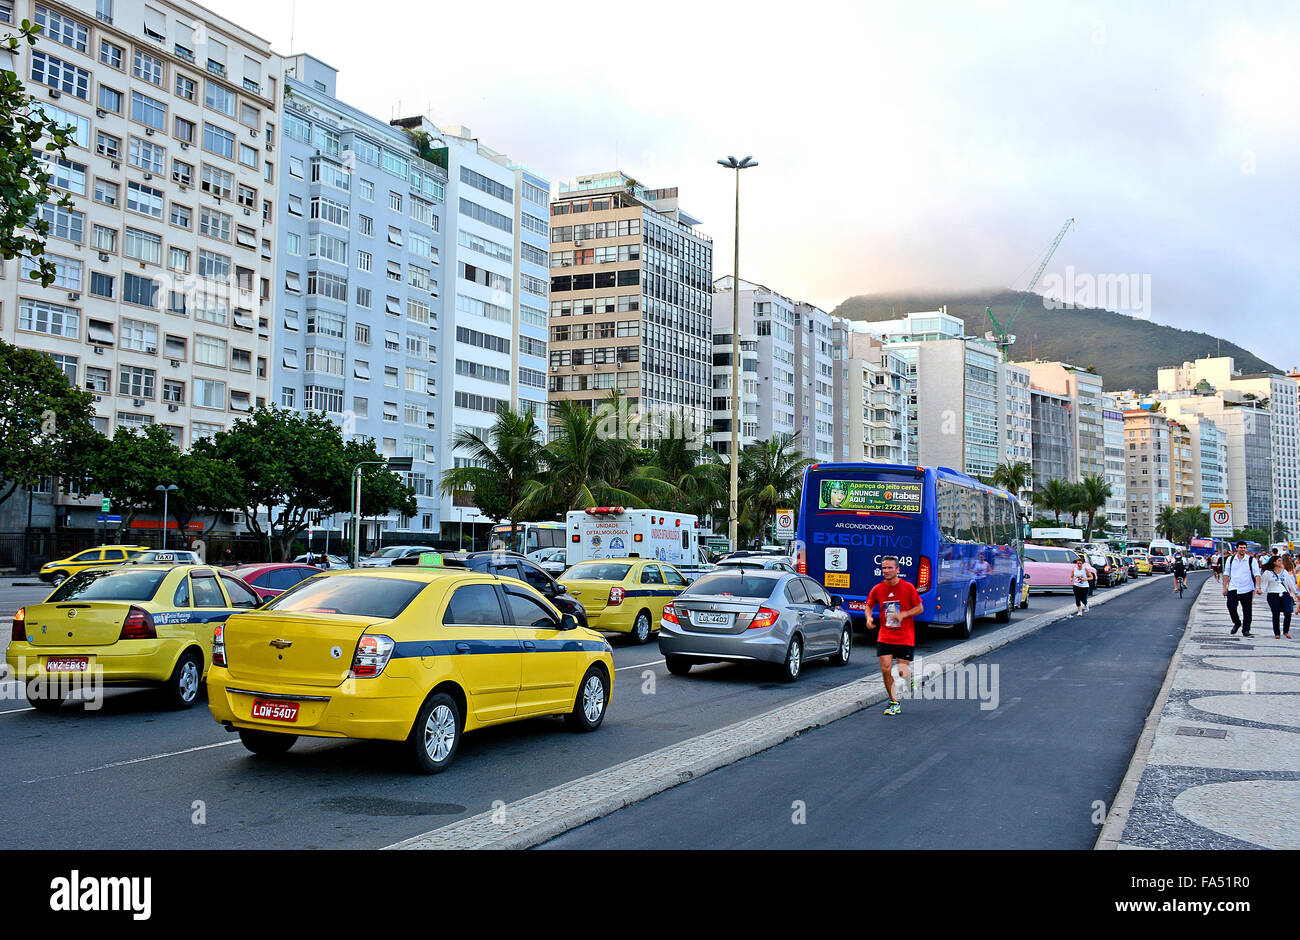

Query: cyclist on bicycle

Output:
[1172, 553, 1188, 594]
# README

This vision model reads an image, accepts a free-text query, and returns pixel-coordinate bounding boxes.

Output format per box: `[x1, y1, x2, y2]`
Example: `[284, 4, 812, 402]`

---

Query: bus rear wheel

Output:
[954, 589, 975, 639]
[995, 582, 1014, 623]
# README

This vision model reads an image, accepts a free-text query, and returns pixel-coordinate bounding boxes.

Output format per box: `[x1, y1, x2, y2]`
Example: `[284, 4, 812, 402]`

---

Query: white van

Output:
[1147, 538, 1176, 572]
[565, 507, 704, 567]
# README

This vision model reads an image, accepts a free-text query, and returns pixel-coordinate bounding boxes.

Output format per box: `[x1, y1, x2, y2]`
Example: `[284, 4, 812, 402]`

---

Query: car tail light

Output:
[119, 606, 156, 640]
[662, 603, 678, 624]
[607, 586, 625, 606]
[917, 557, 932, 593]
[350, 634, 395, 678]
[748, 607, 780, 630]
[12, 607, 25, 643]
[212, 623, 226, 667]
[796, 546, 806, 575]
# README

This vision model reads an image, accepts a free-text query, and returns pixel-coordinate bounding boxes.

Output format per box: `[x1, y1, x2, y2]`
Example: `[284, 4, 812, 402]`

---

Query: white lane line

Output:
[0, 707, 34, 716]
[23, 740, 239, 783]
[619, 659, 665, 672]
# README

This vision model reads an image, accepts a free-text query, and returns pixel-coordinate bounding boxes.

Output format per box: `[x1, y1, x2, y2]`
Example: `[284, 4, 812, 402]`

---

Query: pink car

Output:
[1022, 544, 1080, 594]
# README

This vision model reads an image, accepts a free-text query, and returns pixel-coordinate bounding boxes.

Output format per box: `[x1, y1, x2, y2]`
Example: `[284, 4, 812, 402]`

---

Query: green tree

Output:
[1156, 505, 1180, 540]
[0, 22, 78, 286]
[0, 340, 100, 508]
[648, 414, 728, 523]
[1174, 506, 1210, 543]
[1075, 475, 1113, 540]
[737, 433, 812, 547]
[1274, 519, 1290, 543]
[439, 407, 544, 548]
[199, 407, 416, 560]
[167, 451, 244, 538]
[990, 460, 1034, 497]
[1031, 479, 1073, 525]
[86, 424, 184, 539]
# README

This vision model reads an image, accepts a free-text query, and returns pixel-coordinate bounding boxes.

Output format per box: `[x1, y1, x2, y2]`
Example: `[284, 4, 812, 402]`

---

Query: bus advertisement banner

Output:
[818, 480, 923, 513]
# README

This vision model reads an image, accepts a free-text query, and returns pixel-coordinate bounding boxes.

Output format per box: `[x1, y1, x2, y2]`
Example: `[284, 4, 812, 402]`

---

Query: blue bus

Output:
[795, 462, 1025, 638]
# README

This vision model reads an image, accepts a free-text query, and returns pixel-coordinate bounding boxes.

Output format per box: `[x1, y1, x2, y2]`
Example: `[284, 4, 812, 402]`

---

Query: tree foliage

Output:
[85, 424, 183, 537]
[737, 433, 813, 547]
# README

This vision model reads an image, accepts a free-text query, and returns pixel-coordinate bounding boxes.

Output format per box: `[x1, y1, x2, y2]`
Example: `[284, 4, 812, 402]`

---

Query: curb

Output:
[1094, 575, 1217, 850]
[389, 572, 1166, 850]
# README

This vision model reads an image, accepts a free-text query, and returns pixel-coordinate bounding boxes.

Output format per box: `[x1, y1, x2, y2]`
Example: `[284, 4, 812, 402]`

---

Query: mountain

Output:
[831, 289, 1281, 393]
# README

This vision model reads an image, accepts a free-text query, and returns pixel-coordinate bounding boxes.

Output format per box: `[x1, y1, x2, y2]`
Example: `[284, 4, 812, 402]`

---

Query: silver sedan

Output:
[658, 569, 852, 682]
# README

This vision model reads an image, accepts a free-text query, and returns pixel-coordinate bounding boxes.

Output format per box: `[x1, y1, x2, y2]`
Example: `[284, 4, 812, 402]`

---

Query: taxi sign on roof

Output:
[418, 552, 443, 568]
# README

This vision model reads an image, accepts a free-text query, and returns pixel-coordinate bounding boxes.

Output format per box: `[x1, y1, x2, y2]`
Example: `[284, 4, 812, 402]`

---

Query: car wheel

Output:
[163, 649, 203, 710]
[665, 655, 693, 676]
[49, 572, 67, 587]
[238, 728, 297, 756]
[995, 582, 1014, 623]
[408, 692, 461, 774]
[829, 626, 852, 666]
[631, 610, 653, 645]
[565, 666, 609, 732]
[778, 636, 802, 683]
[26, 681, 65, 712]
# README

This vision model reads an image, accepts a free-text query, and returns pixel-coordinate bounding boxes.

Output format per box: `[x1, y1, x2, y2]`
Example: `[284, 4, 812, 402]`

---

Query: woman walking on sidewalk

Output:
[1069, 554, 1096, 616]
[1262, 555, 1299, 639]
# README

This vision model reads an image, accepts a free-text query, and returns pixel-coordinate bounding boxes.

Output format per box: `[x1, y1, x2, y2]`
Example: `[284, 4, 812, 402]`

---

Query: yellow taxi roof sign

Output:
[418, 552, 444, 568]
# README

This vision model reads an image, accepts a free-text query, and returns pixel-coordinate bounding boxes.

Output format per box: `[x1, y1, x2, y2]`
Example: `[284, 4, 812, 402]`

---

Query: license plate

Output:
[692, 611, 731, 625]
[45, 656, 89, 672]
[251, 699, 299, 722]
[825, 573, 851, 588]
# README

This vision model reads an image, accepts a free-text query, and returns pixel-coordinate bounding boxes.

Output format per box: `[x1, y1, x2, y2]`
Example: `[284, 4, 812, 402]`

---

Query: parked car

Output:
[559, 558, 688, 644]
[357, 545, 439, 568]
[526, 546, 568, 576]
[37, 545, 148, 585]
[128, 550, 201, 566]
[392, 550, 589, 629]
[714, 554, 796, 573]
[227, 563, 327, 602]
[1022, 544, 1080, 594]
[658, 568, 852, 681]
[293, 553, 352, 569]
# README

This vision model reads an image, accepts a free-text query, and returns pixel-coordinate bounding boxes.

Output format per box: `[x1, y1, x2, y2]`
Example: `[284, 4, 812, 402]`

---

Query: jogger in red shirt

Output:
[865, 556, 925, 716]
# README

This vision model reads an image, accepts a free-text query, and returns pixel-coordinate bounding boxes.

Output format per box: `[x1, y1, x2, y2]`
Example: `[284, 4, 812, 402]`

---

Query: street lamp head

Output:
[155, 484, 178, 493]
[718, 156, 758, 170]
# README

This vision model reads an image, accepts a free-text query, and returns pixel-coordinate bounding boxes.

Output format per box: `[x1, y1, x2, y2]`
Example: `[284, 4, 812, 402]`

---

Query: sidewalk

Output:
[1099, 577, 1300, 849]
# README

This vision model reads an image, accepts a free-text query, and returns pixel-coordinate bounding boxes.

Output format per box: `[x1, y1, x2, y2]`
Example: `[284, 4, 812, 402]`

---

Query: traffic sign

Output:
[1210, 502, 1232, 536]
[775, 509, 795, 539]
[101, 497, 111, 512]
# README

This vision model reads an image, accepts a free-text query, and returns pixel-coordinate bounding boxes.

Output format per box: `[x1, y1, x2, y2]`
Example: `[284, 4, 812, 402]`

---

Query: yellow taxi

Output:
[558, 558, 688, 644]
[38, 545, 148, 585]
[1131, 554, 1153, 576]
[206, 565, 615, 774]
[8, 564, 263, 710]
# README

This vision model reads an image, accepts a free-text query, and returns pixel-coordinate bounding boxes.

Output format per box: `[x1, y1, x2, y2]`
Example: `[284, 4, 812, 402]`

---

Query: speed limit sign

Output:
[775, 509, 795, 539]
[1210, 502, 1232, 536]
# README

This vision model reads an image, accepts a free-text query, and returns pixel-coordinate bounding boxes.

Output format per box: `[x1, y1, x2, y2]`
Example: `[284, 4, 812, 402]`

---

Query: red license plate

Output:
[45, 657, 89, 672]
[250, 699, 299, 722]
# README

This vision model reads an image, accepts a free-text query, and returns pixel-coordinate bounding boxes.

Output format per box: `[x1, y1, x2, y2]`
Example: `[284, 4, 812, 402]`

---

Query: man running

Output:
[1172, 553, 1187, 594]
[1222, 540, 1262, 637]
[1069, 553, 1096, 616]
[865, 556, 925, 717]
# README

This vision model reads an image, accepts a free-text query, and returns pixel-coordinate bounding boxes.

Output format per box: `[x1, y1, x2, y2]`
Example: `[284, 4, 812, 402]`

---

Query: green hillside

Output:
[832, 289, 1281, 392]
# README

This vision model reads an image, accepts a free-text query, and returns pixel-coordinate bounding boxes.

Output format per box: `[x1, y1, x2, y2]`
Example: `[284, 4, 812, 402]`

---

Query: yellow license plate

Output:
[825, 573, 851, 588]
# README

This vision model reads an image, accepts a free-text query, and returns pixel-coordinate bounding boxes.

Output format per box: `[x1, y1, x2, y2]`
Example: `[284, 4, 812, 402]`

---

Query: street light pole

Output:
[155, 484, 178, 550]
[717, 155, 758, 550]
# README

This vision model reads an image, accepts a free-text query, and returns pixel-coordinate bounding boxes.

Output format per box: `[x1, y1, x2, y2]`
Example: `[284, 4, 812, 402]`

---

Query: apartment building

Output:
[273, 54, 446, 541]
[548, 172, 713, 445]
[1023, 360, 1105, 481]
[1159, 394, 1271, 532]
[793, 301, 836, 462]
[710, 276, 795, 455]
[1001, 362, 1033, 477]
[1124, 408, 1172, 541]
[1102, 395, 1127, 537]
[831, 320, 907, 464]
[0, 0, 281, 528]
[1169, 419, 1196, 510]
[1030, 387, 1074, 489]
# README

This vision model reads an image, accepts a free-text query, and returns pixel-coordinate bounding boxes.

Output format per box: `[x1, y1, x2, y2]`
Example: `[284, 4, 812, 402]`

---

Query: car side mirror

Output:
[830, 595, 845, 607]
[560, 613, 579, 630]
[555, 583, 568, 594]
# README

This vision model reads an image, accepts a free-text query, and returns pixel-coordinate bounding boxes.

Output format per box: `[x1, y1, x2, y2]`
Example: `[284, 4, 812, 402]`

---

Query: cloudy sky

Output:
[210, 0, 1300, 369]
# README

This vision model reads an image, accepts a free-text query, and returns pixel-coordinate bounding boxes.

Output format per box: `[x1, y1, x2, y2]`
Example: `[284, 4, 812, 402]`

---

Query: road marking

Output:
[1039, 665, 1064, 681]
[875, 751, 948, 798]
[620, 659, 665, 672]
[23, 740, 239, 783]
[0, 707, 34, 716]
[985, 695, 1023, 721]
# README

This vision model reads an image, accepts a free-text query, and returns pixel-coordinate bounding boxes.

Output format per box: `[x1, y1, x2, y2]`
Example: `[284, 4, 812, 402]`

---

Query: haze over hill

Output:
[832, 290, 1282, 394]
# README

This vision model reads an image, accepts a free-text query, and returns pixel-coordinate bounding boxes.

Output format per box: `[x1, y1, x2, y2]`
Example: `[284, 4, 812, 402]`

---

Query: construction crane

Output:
[985, 217, 1075, 360]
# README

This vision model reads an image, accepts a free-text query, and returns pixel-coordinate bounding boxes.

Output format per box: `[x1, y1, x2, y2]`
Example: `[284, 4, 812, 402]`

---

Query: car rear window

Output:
[565, 562, 631, 581]
[264, 576, 424, 619]
[685, 572, 779, 600]
[48, 568, 169, 602]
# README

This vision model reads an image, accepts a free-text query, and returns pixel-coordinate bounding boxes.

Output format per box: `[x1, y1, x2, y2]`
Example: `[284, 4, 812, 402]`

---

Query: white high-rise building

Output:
[1102, 395, 1127, 537]
[710, 277, 795, 455]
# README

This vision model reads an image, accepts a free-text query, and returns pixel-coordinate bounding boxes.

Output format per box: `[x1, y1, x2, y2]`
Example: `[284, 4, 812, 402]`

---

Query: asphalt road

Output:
[0, 574, 1174, 849]
[542, 572, 1206, 849]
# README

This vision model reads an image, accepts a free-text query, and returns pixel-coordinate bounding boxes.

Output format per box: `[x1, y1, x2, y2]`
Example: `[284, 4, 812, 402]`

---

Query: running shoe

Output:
[883, 701, 901, 717]
[909, 676, 919, 693]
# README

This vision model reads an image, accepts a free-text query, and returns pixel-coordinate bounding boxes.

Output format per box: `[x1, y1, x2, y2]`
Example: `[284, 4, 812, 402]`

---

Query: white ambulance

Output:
[565, 508, 705, 567]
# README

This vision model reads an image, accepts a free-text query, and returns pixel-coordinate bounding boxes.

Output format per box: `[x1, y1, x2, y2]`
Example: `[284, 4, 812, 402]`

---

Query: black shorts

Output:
[876, 642, 914, 661]
[1073, 586, 1090, 605]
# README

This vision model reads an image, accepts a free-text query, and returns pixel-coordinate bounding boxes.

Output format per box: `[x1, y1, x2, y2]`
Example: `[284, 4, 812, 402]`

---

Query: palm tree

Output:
[991, 460, 1033, 497]
[1156, 505, 1180, 540]
[1175, 505, 1210, 543]
[1031, 478, 1072, 525]
[1076, 475, 1113, 539]
[737, 433, 813, 547]
[648, 413, 728, 522]
[513, 398, 677, 517]
[439, 407, 543, 549]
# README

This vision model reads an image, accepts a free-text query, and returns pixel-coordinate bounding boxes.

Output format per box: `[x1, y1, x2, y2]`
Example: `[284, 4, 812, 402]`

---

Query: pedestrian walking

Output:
[865, 556, 925, 717]
[1222, 540, 1262, 637]
[1069, 554, 1096, 616]
[1262, 555, 1299, 639]
[1283, 556, 1299, 639]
